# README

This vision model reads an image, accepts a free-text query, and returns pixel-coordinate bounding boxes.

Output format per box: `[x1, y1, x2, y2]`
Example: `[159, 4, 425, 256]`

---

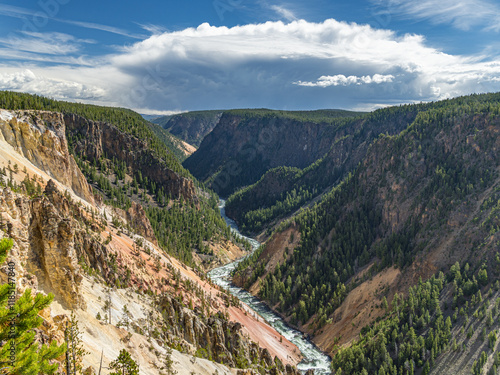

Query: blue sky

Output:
[0, 0, 499, 113]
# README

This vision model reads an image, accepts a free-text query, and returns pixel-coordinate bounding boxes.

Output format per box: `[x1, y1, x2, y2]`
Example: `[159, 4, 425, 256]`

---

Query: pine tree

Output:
[119, 305, 132, 329]
[65, 311, 89, 375]
[0, 238, 66, 374]
[109, 349, 139, 375]
[103, 288, 112, 325]
[0, 237, 11, 263]
[423, 361, 430, 375]
[382, 296, 389, 311]
[162, 347, 177, 375]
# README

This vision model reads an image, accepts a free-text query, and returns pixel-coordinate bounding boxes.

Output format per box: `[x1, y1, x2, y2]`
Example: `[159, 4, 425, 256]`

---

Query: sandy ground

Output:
[98, 221, 301, 365]
[45, 254, 302, 374]
[72, 200, 302, 368]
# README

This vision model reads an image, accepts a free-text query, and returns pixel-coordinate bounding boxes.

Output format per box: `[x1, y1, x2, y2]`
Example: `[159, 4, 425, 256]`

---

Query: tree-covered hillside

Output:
[331, 260, 500, 375]
[153, 110, 223, 147]
[226, 94, 500, 236]
[235, 93, 500, 338]
[224, 108, 364, 123]
[156, 108, 364, 150]
[225, 104, 430, 234]
[0, 91, 246, 269]
[0, 91, 189, 167]
[183, 109, 364, 197]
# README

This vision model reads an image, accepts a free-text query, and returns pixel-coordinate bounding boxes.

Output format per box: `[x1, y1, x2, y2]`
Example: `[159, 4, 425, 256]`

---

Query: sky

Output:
[0, 0, 499, 114]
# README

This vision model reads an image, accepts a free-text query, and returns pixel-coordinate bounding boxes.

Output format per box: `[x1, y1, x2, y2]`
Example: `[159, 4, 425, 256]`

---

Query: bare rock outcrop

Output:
[0, 109, 94, 204]
[0, 187, 36, 293]
[27, 180, 84, 309]
[158, 294, 301, 374]
[63, 113, 196, 201]
[0, 180, 112, 309]
[112, 201, 158, 246]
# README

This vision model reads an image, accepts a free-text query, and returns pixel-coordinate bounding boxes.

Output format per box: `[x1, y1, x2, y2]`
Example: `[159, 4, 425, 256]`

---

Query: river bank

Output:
[208, 200, 331, 375]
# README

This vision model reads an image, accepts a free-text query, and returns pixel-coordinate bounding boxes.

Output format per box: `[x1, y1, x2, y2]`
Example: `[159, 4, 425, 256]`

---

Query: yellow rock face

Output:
[0, 109, 94, 204]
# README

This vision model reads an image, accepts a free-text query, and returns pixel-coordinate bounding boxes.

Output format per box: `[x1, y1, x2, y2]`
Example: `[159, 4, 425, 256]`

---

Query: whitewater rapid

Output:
[208, 200, 331, 375]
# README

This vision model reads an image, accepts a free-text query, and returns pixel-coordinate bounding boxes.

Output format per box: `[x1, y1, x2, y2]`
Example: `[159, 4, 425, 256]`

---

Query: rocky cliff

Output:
[0, 180, 113, 309]
[224, 104, 425, 234]
[235, 94, 500, 365]
[183, 112, 339, 196]
[0, 180, 301, 374]
[28, 180, 86, 309]
[159, 294, 301, 374]
[157, 110, 223, 147]
[0, 106, 303, 375]
[0, 109, 94, 204]
[64, 113, 196, 201]
[112, 200, 158, 246]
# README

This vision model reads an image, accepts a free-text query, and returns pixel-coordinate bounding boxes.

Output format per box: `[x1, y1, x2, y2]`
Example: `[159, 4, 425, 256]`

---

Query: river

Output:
[208, 200, 332, 375]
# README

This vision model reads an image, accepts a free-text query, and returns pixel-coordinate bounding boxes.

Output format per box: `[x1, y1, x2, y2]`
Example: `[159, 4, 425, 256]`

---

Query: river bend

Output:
[208, 200, 331, 375]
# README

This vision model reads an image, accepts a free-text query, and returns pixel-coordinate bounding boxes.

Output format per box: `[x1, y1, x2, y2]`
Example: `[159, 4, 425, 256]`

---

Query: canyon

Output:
[0, 106, 303, 375]
[1, 91, 500, 375]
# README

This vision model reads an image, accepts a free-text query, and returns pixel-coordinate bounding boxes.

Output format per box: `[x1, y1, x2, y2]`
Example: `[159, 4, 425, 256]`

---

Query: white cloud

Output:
[60, 19, 145, 39]
[0, 49, 82, 65]
[1, 19, 500, 111]
[295, 74, 395, 87]
[0, 69, 107, 101]
[0, 4, 144, 38]
[0, 31, 92, 56]
[138, 24, 168, 35]
[372, 0, 500, 31]
[270, 5, 297, 21]
[107, 19, 500, 109]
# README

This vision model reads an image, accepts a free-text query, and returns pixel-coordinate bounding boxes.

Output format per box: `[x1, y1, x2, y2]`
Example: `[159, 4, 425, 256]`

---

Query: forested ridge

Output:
[154, 109, 223, 147]
[331, 260, 500, 374]
[223, 108, 365, 123]
[235, 93, 500, 360]
[183, 108, 364, 197]
[74, 151, 242, 266]
[156, 108, 361, 151]
[226, 94, 500, 236]
[0, 91, 189, 168]
[0, 91, 245, 269]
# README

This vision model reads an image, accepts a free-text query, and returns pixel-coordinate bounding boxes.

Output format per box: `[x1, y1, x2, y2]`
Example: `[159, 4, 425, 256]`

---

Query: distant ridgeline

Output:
[153, 108, 366, 149]
[183, 108, 367, 197]
[0, 91, 246, 268]
[152, 110, 224, 148]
